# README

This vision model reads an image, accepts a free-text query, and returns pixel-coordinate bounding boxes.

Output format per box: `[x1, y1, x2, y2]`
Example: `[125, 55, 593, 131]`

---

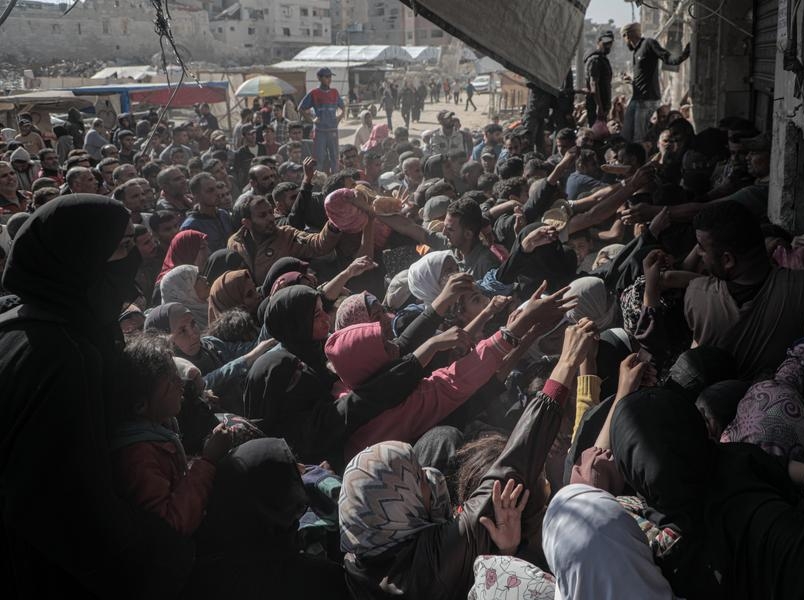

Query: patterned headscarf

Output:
[339, 441, 451, 557]
[468, 556, 556, 600]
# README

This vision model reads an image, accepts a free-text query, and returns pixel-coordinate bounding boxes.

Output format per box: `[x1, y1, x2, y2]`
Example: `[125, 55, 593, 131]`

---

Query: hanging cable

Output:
[0, 0, 19, 29]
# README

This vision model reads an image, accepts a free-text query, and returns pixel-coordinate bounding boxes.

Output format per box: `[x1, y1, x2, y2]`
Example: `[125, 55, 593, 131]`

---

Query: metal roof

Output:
[291, 45, 412, 63]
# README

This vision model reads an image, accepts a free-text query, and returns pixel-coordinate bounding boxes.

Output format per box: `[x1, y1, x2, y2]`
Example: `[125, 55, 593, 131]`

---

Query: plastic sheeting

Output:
[291, 45, 413, 63]
[396, 0, 590, 94]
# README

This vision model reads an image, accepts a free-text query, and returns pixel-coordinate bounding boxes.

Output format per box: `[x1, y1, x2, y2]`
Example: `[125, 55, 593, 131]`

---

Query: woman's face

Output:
[194, 240, 210, 269]
[144, 367, 184, 422]
[170, 312, 202, 356]
[438, 257, 459, 288]
[194, 274, 210, 301]
[242, 277, 261, 313]
[311, 297, 331, 340]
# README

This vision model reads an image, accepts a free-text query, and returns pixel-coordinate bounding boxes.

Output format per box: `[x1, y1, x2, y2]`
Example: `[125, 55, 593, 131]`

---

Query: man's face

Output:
[319, 74, 332, 88]
[747, 151, 770, 179]
[244, 131, 257, 147]
[623, 30, 641, 49]
[289, 148, 303, 164]
[576, 130, 594, 148]
[443, 213, 469, 249]
[276, 189, 296, 213]
[212, 136, 227, 149]
[196, 178, 219, 208]
[217, 183, 233, 210]
[251, 166, 277, 195]
[246, 200, 277, 237]
[136, 180, 156, 209]
[116, 164, 137, 185]
[165, 170, 188, 196]
[403, 159, 423, 185]
[695, 229, 730, 279]
[108, 221, 135, 262]
[556, 137, 573, 156]
[18, 122, 32, 136]
[41, 153, 59, 172]
[210, 161, 227, 181]
[341, 148, 359, 169]
[481, 154, 496, 173]
[174, 130, 189, 146]
[123, 183, 145, 212]
[440, 117, 454, 134]
[100, 162, 119, 186]
[283, 168, 303, 185]
[200, 104, 210, 115]
[289, 127, 303, 141]
[156, 217, 179, 245]
[442, 159, 457, 182]
[73, 170, 98, 193]
[263, 128, 276, 144]
[600, 40, 613, 55]
[365, 158, 383, 183]
[121, 135, 135, 151]
[0, 164, 18, 194]
[134, 230, 158, 259]
[12, 160, 28, 173]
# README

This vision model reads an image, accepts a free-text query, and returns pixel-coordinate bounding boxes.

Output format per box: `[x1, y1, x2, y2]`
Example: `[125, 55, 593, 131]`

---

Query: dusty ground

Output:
[338, 92, 493, 144]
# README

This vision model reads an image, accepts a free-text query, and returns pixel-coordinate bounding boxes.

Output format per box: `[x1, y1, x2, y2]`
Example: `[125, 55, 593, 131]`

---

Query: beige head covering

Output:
[620, 22, 642, 36]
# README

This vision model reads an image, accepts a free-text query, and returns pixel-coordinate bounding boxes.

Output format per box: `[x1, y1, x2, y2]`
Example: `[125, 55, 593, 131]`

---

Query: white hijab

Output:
[543, 484, 676, 600]
[406, 250, 455, 305]
[160, 264, 209, 329]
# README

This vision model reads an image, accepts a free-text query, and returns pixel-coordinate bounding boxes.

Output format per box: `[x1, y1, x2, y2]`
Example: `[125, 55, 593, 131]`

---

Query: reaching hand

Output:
[479, 479, 530, 555]
[560, 317, 599, 368]
[620, 202, 659, 225]
[616, 353, 649, 400]
[302, 156, 317, 180]
[431, 326, 474, 355]
[346, 255, 378, 278]
[521, 225, 558, 252]
[202, 424, 234, 463]
[435, 273, 475, 306]
[521, 281, 577, 327]
[648, 206, 671, 238]
[486, 295, 512, 316]
[513, 206, 525, 236]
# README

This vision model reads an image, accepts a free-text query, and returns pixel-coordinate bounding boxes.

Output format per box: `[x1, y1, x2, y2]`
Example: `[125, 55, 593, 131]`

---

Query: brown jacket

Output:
[227, 222, 341, 283]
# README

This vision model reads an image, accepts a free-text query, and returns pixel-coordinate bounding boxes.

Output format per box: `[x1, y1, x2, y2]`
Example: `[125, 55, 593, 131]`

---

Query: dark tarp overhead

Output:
[396, 0, 590, 95]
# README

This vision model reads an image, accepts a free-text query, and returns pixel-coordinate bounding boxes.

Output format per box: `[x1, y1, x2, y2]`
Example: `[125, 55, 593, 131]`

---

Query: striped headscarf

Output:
[339, 441, 451, 557]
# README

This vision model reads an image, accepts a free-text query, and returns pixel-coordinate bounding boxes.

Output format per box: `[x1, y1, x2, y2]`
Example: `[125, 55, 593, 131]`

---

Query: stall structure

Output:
[70, 81, 230, 114]
[0, 90, 96, 140]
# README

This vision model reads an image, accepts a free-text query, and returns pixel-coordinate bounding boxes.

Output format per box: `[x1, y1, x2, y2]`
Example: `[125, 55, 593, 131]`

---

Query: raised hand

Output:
[521, 225, 559, 252]
[346, 255, 378, 278]
[479, 479, 530, 555]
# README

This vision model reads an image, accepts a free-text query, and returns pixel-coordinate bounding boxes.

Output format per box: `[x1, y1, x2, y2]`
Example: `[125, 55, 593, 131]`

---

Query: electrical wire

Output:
[139, 0, 200, 157]
[0, 0, 19, 29]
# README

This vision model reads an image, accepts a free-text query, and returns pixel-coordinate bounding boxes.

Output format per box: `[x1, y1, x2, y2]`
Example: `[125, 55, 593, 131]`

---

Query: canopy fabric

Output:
[71, 81, 228, 111]
[291, 45, 412, 63]
[396, 0, 590, 94]
[475, 56, 505, 74]
[90, 66, 158, 81]
[404, 46, 442, 62]
[0, 90, 95, 112]
[269, 60, 370, 71]
[235, 75, 296, 97]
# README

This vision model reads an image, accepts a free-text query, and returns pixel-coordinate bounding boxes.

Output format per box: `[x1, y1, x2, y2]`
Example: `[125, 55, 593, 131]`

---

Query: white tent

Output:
[91, 66, 158, 81]
[291, 45, 412, 64]
[474, 57, 505, 75]
[404, 46, 442, 63]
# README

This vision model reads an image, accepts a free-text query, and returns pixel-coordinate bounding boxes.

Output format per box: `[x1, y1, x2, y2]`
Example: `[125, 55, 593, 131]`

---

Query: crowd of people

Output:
[3, 19, 804, 600]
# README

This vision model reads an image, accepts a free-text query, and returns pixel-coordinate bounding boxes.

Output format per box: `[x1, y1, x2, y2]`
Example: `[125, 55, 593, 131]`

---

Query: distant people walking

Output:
[452, 80, 461, 105]
[465, 81, 477, 111]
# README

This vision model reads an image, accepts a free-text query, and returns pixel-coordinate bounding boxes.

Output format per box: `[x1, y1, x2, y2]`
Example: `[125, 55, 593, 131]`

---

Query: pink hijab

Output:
[361, 123, 389, 152]
[324, 322, 394, 396]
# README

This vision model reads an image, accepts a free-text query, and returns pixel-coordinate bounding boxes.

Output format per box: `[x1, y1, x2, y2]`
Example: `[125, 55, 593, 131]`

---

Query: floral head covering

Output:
[339, 441, 451, 558]
[468, 556, 556, 600]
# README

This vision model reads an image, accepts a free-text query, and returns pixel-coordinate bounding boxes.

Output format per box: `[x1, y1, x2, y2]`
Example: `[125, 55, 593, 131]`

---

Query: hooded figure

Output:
[202, 248, 247, 286]
[610, 388, 804, 599]
[187, 438, 349, 599]
[542, 484, 675, 599]
[407, 250, 455, 305]
[0, 195, 190, 597]
[353, 110, 373, 148]
[157, 229, 207, 284]
[361, 123, 390, 152]
[160, 264, 210, 329]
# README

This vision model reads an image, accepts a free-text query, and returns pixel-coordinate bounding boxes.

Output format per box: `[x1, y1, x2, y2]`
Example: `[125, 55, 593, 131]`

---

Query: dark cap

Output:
[317, 67, 334, 77]
[241, 124, 256, 135]
[741, 132, 772, 152]
[278, 161, 303, 176]
[599, 30, 614, 43]
[117, 129, 135, 139]
[437, 110, 456, 122]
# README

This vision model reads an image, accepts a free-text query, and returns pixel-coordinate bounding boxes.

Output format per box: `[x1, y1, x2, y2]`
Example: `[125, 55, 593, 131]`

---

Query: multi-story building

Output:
[210, 0, 332, 61]
[330, 0, 455, 46]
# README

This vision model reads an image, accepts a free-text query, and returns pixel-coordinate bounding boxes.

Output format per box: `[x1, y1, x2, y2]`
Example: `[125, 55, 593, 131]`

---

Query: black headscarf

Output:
[266, 285, 331, 380]
[143, 302, 188, 334]
[261, 256, 310, 298]
[610, 387, 804, 599]
[203, 249, 247, 287]
[2, 194, 136, 340]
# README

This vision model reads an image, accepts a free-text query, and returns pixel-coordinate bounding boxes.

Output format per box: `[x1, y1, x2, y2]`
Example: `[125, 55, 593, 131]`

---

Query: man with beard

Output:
[227, 194, 342, 282]
[426, 111, 470, 157]
[585, 30, 614, 126]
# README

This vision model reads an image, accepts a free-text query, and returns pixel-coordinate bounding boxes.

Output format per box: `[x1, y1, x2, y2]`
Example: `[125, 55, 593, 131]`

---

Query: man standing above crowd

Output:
[299, 67, 344, 174]
[621, 22, 690, 142]
[585, 30, 614, 126]
[426, 110, 471, 157]
[14, 114, 45, 155]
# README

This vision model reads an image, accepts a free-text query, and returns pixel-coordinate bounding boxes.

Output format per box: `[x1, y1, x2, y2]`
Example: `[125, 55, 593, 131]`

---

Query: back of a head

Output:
[695, 379, 751, 439]
[266, 285, 317, 345]
[693, 200, 765, 259]
[610, 388, 712, 520]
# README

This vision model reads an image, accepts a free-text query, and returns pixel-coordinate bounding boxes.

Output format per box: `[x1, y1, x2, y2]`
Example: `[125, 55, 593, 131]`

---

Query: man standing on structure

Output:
[621, 22, 690, 143]
[299, 67, 344, 174]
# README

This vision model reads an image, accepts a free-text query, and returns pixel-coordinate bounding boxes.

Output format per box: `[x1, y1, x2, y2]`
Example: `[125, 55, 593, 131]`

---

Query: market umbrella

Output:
[235, 75, 296, 98]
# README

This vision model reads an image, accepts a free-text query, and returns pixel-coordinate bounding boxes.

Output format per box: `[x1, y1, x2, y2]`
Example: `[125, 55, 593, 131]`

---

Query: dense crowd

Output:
[3, 21, 804, 600]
